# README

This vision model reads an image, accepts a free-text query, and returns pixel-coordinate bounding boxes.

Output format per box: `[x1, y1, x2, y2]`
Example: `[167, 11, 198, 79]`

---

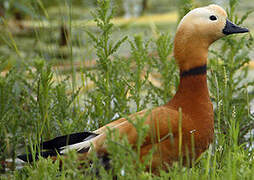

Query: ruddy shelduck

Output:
[18, 4, 249, 172]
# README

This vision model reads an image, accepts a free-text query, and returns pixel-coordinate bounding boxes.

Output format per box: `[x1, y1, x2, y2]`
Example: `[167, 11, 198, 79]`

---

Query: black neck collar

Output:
[180, 64, 207, 78]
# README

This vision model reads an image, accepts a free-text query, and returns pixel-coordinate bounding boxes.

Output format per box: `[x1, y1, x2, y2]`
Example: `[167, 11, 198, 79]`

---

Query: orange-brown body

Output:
[76, 4, 248, 172]
[90, 74, 213, 171]
[18, 4, 249, 173]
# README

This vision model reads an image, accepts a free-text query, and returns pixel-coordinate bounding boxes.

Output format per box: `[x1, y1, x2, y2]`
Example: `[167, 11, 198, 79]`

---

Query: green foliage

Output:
[151, 32, 179, 103]
[113, 0, 125, 16]
[209, 2, 254, 147]
[176, 0, 195, 22]
[0, 0, 254, 179]
[84, 0, 128, 128]
[0, 60, 87, 171]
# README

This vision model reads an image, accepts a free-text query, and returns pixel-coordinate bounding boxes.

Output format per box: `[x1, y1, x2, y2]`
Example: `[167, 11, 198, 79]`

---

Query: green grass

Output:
[0, 0, 254, 179]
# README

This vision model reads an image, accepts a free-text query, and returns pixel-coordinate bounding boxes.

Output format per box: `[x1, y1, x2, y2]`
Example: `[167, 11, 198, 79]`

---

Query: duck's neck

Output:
[170, 30, 212, 110]
[167, 64, 210, 109]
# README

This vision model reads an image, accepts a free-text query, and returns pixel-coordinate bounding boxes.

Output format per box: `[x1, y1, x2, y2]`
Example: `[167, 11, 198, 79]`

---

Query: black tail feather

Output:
[18, 131, 98, 162]
[41, 131, 97, 150]
[17, 150, 59, 162]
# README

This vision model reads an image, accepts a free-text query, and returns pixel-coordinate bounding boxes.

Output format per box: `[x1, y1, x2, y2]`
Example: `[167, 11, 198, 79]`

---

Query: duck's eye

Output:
[209, 15, 217, 21]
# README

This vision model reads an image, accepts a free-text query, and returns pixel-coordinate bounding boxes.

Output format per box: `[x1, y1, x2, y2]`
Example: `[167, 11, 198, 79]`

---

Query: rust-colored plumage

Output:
[18, 4, 249, 172]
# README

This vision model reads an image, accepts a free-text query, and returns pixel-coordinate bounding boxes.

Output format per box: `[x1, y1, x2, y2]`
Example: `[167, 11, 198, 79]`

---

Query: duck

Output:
[18, 4, 249, 172]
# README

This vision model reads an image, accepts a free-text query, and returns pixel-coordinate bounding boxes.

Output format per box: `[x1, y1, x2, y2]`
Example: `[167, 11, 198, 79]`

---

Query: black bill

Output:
[223, 19, 249, 35]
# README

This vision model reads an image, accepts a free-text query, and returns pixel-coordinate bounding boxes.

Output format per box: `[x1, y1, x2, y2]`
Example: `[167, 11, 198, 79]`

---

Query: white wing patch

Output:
[60, 139, 93, 154]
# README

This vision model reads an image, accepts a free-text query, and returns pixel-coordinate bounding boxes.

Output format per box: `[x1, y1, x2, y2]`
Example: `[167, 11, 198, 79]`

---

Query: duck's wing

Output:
[18, 106, 179, 162]
[18, 131, 98, 162]
[41, 131, 98, 150]
[72, 106, 180, 155]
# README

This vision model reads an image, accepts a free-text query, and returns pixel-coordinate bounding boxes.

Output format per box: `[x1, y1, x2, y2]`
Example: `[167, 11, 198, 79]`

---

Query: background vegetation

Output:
[0, 0, 253, 179]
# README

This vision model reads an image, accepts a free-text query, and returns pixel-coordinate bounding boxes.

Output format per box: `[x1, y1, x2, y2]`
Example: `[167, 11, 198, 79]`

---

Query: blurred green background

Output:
[0, 0, 253, 72]
[0, 0, 254, 178]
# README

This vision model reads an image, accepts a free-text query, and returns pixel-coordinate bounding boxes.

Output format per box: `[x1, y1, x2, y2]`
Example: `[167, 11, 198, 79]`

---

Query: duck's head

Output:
[174, 4, 249, 71]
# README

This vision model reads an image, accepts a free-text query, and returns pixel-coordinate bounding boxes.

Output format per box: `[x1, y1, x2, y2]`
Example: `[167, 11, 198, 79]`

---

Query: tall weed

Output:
[0, 0, 253, 179]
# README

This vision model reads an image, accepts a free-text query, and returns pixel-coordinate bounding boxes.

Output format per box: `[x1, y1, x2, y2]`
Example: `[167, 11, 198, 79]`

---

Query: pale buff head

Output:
[174, 4, 248, 71]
